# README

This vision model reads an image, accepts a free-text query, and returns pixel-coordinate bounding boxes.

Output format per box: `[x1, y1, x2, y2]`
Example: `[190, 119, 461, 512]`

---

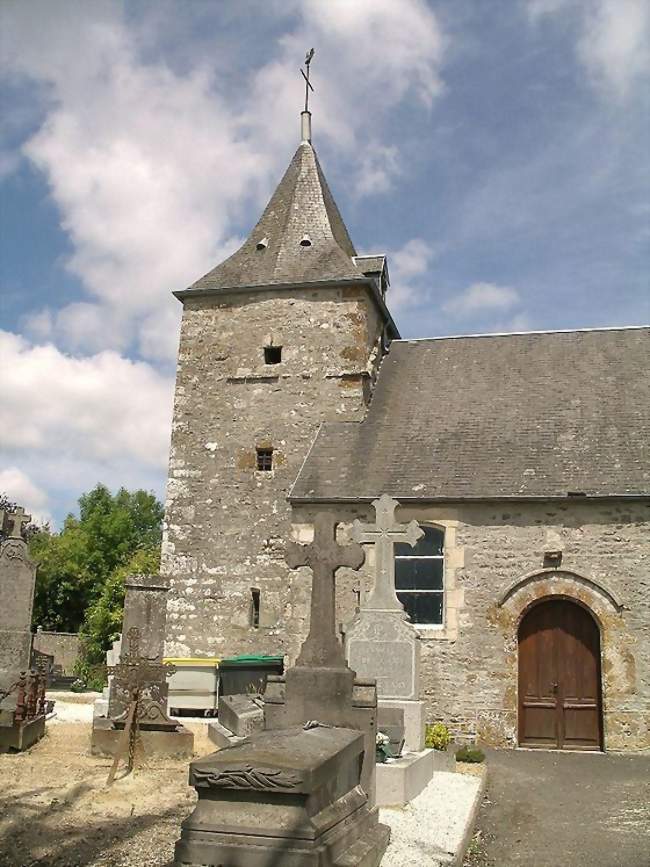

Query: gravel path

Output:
[382, 770, 484, 866]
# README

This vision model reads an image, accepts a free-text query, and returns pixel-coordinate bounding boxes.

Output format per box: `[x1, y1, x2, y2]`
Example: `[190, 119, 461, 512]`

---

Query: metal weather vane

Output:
[301, 48, 315, 112]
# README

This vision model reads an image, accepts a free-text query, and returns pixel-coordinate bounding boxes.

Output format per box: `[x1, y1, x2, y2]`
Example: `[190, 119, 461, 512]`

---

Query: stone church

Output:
[161, 109, 649, 753]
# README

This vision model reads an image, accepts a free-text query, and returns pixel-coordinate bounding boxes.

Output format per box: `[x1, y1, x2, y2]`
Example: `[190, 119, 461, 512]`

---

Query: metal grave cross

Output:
[1, 506, 31, 540]
[106, 626, 176, 706]
[105, 626, 177, 784]
[286, 512, 364, 669]
[351, 494, 423, 612]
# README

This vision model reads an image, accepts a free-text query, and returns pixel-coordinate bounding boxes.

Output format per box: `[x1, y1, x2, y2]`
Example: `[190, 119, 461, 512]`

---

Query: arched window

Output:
[395, 526, 444, 625]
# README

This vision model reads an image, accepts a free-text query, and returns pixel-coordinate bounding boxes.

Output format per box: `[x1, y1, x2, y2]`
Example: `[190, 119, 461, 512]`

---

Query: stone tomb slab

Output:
[91, 716, 194, 759]
[174, 725, 390, 867]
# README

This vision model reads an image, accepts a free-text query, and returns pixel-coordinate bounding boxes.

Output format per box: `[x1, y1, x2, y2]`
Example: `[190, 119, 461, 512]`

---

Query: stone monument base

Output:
[0, 714, 46, 753]
[264, 670, 378, 802]
[218, 693, 264, 738]
[378, 698, 426, 752]
[207, 719, 245, 749]
[91, 717, 194, 758]
[173, 725, 390, 867]
[376, 748, 434, 806]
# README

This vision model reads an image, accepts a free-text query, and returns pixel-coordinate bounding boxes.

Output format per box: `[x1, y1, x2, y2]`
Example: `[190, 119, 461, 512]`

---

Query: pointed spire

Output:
[189, 142, 362, 293]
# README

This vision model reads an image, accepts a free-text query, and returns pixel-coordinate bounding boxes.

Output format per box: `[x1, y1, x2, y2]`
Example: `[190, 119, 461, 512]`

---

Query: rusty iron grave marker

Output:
[105, 627, 177, 784]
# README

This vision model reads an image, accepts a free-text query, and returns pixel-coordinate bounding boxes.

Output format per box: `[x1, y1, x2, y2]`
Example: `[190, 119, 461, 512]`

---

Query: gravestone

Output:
[345, 495, 435, 807]
[0, 508, 47, 752]
[173, 512, 390, 867]
[264, 512, 380, 799]
[0, 507, 37, 676]
[346, 494, 427, 750]
[108, 574, 172, 718]
[91, 574, 193, 758]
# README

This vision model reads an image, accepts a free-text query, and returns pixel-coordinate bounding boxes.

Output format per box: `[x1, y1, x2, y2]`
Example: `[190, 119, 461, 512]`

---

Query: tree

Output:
[29, 484, 164, 633]
[76, 545, 161, 689]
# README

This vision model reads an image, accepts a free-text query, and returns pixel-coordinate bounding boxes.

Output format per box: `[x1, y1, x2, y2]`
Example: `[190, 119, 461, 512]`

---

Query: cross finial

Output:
[287, 512, 364, 668]
[301, 48, 315, 112]
[2, 506, 31, 540]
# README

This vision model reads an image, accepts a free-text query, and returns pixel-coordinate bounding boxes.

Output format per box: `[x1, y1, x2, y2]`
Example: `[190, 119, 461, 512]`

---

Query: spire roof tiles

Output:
[190, 142, 363, 292]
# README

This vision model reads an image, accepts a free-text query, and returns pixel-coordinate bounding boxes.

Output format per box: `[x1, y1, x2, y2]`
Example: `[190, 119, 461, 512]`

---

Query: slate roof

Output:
[291, 327, 650, 501]
[189, 142, 364, 291]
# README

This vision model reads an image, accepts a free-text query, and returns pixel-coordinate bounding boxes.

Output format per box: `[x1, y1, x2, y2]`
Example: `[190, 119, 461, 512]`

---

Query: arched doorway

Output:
[518, 598, 603, 750]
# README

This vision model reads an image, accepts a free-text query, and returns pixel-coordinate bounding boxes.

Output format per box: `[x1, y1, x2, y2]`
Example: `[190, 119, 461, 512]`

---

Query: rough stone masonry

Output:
[160, 109, 650, 752]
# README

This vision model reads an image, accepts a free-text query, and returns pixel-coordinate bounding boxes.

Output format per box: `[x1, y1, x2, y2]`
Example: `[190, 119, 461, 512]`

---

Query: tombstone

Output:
[91, 574, 193, 758]
[207, 692, 264, 749]
[345, 495, 435, 806]
[0, 508, 47, 752]
[173, 512, 390, 867]
[0, 507, 37, 675]
[92, 637, 121, 719]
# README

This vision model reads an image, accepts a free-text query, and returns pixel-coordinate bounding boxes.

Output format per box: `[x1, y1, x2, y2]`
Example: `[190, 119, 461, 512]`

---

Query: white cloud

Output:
[0, 331, 173, 470]
[1, 0, 446, 362]
[444, 282, 521, 316]
[526, 0, 650, 98]
[578, 0, 650, 98]
[387, 238, 437, 309]
[0, 467, 51, 527]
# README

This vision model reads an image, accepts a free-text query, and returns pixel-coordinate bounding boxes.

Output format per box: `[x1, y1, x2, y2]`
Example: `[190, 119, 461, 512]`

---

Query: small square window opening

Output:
[256, 448, 273, 472]
[264, 345, 282, 365]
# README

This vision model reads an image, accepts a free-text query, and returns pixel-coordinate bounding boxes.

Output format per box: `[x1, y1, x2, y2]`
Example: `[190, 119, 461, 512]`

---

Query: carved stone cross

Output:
[1, 507, 31, 540]
[287, 512, 364, 669]
[351, 494, 423, 612]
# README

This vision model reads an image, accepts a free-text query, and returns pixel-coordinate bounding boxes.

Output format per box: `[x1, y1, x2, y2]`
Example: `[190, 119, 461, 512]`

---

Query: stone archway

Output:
[494, 569, 631, 751]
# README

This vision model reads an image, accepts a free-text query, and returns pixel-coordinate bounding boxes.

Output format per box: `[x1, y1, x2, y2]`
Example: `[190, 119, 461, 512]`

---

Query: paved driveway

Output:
[465, 749, 650, 867]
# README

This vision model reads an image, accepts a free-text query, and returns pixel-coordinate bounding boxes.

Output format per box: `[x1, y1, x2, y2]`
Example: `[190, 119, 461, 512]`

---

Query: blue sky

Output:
[1, 0, 648, 527]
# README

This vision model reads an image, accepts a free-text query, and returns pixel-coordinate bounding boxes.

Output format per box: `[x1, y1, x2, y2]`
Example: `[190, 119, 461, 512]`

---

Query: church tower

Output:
[161, 106, 398, 661]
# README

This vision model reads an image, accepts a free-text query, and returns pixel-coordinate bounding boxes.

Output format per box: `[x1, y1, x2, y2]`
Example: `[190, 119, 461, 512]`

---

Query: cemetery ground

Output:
[0, 693, 485, 867]
[0, 696, 211, 867]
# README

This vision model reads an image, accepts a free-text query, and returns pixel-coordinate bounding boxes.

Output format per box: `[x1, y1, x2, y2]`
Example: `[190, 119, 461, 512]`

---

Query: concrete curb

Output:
[451, 767, 488, 867]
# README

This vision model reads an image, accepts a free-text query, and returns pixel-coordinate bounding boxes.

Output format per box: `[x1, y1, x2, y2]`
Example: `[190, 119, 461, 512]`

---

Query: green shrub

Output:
[455, 745, 485, 763]
[425, 722, 452, 750]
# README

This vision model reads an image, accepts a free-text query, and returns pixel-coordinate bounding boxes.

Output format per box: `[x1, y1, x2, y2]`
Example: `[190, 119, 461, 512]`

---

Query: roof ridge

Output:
[393, 325, 649, 343]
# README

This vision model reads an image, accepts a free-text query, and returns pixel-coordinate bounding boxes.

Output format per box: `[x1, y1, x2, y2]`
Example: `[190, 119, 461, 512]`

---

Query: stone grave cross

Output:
[287, 512, 364, 669]
[351, 494, 423, 612]
[1, 507, 31, 539]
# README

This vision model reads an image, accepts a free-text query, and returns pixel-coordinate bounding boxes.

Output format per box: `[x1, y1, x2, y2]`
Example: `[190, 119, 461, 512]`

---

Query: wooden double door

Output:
[518, 598, 602, 750]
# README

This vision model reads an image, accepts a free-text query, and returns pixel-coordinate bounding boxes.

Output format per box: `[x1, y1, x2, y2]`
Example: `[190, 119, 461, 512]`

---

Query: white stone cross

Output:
[351, 494, 423, 612]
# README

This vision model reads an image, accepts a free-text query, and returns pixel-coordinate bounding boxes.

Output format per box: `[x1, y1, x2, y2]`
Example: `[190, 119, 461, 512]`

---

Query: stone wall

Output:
[32, 630, 80, 675]
[293, 499, 650, 752]
[162, 285, 387, 659]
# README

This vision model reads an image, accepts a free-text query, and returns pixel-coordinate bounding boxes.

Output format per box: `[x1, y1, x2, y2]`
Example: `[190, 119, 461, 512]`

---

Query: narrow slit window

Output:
[264, 345, 282, 365]
[251, 588, 260, 628]
[256, 447, 273, 472]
